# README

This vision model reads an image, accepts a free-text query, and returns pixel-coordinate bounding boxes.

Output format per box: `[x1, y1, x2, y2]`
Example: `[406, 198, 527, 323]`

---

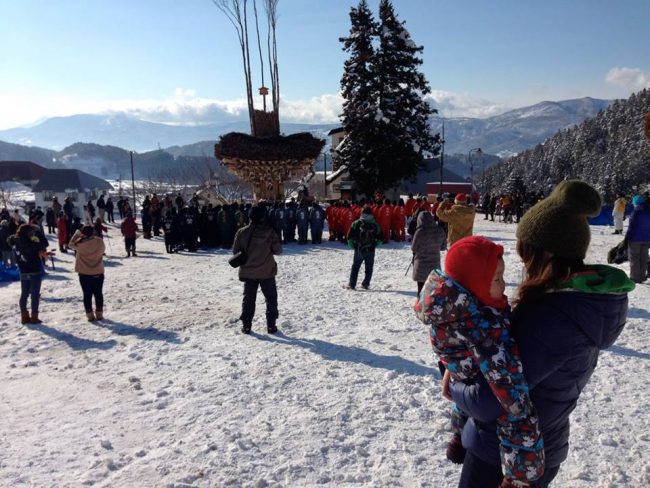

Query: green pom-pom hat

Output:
[516, 180, 601, 260]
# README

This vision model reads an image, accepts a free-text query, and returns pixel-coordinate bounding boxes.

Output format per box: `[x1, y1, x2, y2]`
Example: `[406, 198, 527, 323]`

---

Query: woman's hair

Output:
[515, 240, 585, 306]
[81, 225, 95, 237]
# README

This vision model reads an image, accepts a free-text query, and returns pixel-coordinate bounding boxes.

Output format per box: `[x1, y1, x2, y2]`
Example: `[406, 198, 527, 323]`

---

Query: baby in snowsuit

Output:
[415, 236, 544, 488]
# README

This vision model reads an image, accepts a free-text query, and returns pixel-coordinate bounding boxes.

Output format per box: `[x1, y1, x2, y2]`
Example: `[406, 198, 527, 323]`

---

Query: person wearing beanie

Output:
[449, 180, 634, 488]
[625, 193, 650, 283]
[69, 225, 106, 321]
[232, 204, 282, 334]
[436, 193, 476, 247]
[346, 206, 382, 290]
[415, 236, 544, 488]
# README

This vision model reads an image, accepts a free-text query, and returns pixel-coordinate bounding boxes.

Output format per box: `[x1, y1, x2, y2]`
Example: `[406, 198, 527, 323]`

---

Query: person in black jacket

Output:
[105, 197, 115, 223]
[449, 181, 634, 488]
[45, 207, 56, 234]
[0, 219, 15, 267]
[8, 224, 49, 324]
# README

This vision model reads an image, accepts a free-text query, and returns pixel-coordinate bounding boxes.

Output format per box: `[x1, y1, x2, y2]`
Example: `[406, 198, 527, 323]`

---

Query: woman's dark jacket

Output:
[8, 234, 49, 274]
[450, 266, 632, 469]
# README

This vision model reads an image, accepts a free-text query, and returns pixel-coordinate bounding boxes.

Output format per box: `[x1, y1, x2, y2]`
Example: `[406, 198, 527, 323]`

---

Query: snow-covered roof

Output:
[32, 169, 113, 192]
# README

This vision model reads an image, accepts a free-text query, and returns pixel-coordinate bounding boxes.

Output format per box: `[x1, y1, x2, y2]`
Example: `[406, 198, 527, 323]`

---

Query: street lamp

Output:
[468, 147, 482, 190]
[130, 151, 137, 220]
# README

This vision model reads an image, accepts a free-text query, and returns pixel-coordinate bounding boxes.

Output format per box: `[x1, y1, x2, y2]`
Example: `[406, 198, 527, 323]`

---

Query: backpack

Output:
[357, 220, 376, 254]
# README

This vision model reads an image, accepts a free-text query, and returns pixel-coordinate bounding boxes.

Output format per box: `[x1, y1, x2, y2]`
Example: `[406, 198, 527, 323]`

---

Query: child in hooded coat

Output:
[415, 236, 544, 488]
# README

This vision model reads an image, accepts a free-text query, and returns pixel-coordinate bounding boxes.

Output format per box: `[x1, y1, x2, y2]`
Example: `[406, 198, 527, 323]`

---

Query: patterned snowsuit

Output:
[415, 270, 544, 487]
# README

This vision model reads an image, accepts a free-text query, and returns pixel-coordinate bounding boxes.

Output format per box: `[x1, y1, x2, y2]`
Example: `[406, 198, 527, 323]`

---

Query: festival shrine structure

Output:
[213, 2, 324, 201]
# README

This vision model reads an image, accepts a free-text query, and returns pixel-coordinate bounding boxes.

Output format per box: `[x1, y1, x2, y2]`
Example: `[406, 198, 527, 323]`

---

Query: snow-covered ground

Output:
[0, 217, 648, 487]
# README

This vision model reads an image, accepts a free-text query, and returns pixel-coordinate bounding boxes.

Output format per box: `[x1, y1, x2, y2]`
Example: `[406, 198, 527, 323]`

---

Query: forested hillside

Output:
[484, 89, 650, 201]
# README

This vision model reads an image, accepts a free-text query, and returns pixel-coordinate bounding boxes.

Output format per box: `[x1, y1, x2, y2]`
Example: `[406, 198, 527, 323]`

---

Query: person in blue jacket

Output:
[448, 180, 635, 488]
[625, 193, 650, 283]
[309, 200, 326, 244]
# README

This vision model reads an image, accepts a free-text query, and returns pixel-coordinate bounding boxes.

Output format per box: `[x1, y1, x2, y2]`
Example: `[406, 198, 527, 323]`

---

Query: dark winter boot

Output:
[95, 308, 103, 320]
[241, 321, 252, 334]
[20, 310, 30, 324]
[446, 436, 466, 464]
[86, 311, 97, 322]
[267, 319, 278, 334]
[29, 311, 42, 324]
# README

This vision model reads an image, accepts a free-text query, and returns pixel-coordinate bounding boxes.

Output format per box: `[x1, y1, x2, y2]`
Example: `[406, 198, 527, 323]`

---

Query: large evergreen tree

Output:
[338, 0, 438, 197]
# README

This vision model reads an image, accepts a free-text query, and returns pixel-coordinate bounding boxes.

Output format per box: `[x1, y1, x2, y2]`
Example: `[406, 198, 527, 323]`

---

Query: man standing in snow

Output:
[96, 193, 106, 222]
[233, 205, 282, 334]
[346, 206, 382, 290]
[309, 200, 325, 244]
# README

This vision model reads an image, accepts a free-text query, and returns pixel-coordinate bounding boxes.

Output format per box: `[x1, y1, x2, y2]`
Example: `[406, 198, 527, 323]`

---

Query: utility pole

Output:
[323, 153, 327, 200]
[130, 151, 137, 220]
[468, 147, 482, 190]
[438, 122, 445, 195]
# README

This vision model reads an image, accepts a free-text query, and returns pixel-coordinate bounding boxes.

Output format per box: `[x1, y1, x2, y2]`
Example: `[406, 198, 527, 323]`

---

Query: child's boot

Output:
[446, 435, 466, 464]
[95, 308, 103, 320]
[20, 310, 30, 324]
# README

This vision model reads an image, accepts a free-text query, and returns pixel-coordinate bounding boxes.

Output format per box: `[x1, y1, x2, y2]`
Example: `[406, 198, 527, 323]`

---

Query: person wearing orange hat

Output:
[415, 235, 544, 488]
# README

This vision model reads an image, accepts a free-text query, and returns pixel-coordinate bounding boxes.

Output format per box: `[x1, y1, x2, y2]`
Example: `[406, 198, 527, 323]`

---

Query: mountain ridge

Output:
[0, 97, 611, 156]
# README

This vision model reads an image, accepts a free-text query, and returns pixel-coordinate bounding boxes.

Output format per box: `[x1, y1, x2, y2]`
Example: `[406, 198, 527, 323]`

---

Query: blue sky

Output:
[1, 0, 649, 129]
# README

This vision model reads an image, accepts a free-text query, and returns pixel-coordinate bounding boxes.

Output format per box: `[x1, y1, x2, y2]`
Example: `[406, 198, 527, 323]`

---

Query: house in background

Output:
[403, 158, 472, 198]
[32, 169, 113, 216]
[0, 161, 47, 187]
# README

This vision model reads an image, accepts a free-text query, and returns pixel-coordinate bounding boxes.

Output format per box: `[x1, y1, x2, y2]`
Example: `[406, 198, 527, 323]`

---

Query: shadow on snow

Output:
[26, 322, 117, 351]
[96, 319, 181, 344]
[257, 332, 436, 377]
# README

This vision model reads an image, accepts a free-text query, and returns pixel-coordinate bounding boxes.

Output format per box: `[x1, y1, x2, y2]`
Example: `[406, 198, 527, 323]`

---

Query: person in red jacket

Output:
[391, 199, 406, 241]
[404, 193, 417, 219]
[342, 203, 355, 243]
[326, 203, 337, 241]
[376, 198, 392, 243]
[120, 211, 139, 257]
[56, 213, 68, 253]
[420, 197, 432, 214]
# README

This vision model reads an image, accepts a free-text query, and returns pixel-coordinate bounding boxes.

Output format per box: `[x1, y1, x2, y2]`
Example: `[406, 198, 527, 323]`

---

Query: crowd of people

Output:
[1, 181, 648, 487]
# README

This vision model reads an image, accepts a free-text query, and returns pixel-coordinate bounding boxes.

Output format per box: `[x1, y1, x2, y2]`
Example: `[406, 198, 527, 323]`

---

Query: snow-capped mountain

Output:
[0, 97, 610, 156]
[435, 97, 611, 157]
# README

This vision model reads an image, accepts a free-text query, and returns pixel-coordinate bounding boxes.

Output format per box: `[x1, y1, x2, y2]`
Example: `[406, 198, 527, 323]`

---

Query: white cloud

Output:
[426, 90, 510, 119]
[605, 67, 650, 91]
[0, 88, 512, 131]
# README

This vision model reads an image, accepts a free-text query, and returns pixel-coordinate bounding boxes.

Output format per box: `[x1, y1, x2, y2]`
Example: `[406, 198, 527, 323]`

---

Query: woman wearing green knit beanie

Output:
[452, 180, 635, 487]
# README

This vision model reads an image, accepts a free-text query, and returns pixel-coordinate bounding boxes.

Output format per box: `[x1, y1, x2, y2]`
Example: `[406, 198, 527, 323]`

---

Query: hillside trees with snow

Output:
[338, 0, 439, 197]
[484, 89, 650, 201]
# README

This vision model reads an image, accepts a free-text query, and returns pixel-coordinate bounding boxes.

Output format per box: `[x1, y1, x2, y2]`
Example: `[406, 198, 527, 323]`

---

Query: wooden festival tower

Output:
[213, 2, 324, 201]
[215, 106, 324, 201]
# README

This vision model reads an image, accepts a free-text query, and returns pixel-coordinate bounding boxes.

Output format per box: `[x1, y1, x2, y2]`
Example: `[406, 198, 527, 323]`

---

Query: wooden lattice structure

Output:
[215, 132, 325, 200]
